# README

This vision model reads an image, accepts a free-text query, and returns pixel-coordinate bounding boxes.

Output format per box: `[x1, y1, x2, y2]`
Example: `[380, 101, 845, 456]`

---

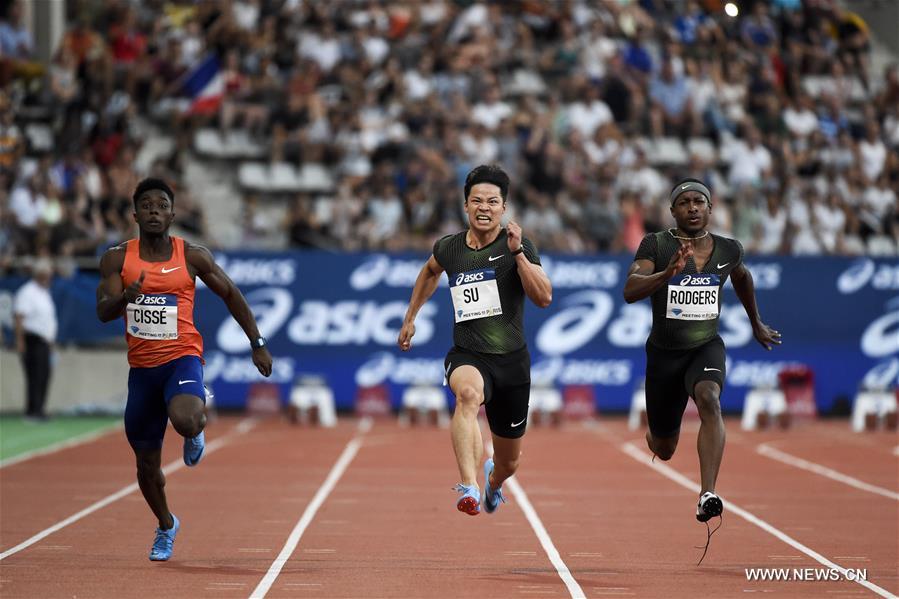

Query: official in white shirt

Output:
[14, 258, 57, 421]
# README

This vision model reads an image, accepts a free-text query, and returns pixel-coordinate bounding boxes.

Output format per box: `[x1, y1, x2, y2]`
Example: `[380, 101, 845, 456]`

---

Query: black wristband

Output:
[511, 248, 524, 256]
[251, 336, 266, 349]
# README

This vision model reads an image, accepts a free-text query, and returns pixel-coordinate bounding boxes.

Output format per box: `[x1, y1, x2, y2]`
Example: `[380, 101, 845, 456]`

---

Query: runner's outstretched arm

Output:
[730, 264, 782, 351]
[187, 244, 273, 376]
[398, 255, 443, 351]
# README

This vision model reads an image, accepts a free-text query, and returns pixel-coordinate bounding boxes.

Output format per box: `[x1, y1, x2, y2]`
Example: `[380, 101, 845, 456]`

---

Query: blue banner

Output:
[2, 254, 897, 413]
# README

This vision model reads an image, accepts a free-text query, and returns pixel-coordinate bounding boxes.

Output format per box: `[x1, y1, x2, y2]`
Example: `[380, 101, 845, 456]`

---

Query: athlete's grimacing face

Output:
[133, 189, 175, 235]
[670, 190, 711, 234]
[465, 183, 506, 232]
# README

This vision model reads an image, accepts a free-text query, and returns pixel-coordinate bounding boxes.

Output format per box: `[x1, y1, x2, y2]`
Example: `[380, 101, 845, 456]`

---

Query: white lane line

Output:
[0, 419, 256, 561]
[506, 476, 586, 599]
[482, 437, 585, 599]
[0, 423, 123, 469]
[757, 444, 899, 501]
[249, 418, 371, 599]
[621, 442, 896, 599]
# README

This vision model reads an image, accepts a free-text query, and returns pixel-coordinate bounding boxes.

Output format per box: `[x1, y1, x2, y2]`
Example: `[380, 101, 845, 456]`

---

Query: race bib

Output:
[126, 294, 179, 339]
[450, 268, 503, 323]
[666, 273, 720, 320]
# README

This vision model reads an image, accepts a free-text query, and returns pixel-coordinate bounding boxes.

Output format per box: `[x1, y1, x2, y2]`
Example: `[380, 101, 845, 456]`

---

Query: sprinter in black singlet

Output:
[398, 164, 552, 516]
[624, 178, 781, 525]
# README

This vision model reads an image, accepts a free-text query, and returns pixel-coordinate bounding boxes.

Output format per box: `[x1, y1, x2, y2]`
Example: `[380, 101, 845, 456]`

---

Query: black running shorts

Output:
[444, 345, 530, 439]
[644, 336, 726, 438]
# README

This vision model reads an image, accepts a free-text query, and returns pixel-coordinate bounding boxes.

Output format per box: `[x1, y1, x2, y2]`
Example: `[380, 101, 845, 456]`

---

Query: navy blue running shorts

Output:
[125, 355, 205, 450]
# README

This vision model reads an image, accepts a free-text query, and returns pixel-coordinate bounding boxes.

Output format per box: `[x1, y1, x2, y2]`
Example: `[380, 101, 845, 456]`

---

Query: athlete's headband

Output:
[669, 181, 711, 206]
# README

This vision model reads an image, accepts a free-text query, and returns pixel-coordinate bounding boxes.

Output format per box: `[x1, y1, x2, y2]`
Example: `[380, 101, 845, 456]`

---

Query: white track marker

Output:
[758, 443, 899, 502]
[506, 477, 587, 599]
[0, 423, 123, 469]
[483, 437, 586, 599]
[249, 418, 372, 599]
[0, 419, 257, 561]
[621, 442, 896, 599]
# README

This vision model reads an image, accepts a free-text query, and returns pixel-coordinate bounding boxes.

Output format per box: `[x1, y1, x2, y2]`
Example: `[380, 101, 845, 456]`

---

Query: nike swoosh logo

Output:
[179, 379, 197, 385]
[488, 255, 504, 262]
[510, 418, 526, 427]
[161, 266, 182, 273]
[716, 263, 729, 269]
[681, 184, 690, 189]
[703, 368, 721, 372]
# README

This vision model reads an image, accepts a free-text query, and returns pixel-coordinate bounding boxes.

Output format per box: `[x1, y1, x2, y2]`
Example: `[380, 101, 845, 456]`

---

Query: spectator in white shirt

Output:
[857, 121, 887, 183]
[814, 191, 847, 253]
[14, 259, 57, 422]
[566, 80, 613, 138]
[10, 171, 49, 231]
[751, 190, 788, 254]
[782, 94, 818, 138]
[471, 86, 512, 131]
[723, 125, 772, 188]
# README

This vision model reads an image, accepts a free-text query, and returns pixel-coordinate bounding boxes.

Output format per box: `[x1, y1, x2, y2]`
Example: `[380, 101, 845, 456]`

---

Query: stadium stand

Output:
[1, 0, 897, 269]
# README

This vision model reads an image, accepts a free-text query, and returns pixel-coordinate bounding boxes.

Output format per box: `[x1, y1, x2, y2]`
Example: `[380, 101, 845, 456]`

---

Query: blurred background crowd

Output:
[2, 0, 898, 270]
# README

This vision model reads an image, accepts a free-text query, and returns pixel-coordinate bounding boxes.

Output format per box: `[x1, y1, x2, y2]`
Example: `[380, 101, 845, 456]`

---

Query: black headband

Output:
[669, 181, 711, 206]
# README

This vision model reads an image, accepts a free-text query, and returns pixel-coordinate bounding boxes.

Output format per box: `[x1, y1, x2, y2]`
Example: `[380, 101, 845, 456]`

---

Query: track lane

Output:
[516, 421, 895, 598]
[0, 418, 361, 598]
[263, 421, 581, 598]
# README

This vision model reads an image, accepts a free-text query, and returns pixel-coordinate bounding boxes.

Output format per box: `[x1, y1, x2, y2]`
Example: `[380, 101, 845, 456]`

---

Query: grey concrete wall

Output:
[0, 348, 129, 414]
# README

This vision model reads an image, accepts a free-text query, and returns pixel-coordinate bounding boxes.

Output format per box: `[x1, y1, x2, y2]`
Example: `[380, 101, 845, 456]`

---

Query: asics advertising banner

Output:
[2, 254, 897, 412]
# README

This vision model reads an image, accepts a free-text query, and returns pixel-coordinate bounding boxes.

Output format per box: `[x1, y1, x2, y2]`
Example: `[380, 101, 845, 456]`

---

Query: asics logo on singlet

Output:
[455, 272, 485, 285]
[135, 294, 168, 305]
[679, 274, 712, 285]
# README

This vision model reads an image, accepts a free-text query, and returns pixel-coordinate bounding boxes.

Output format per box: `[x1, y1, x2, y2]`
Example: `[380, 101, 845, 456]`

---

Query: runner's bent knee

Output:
[456, 385, 483, 413]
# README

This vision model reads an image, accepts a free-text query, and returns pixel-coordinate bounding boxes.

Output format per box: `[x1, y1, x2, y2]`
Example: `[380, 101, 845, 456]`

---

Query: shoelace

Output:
[487, 486, 506, 507]
[152, 528, 174, 555]
[695, 514, 723, 566]
[452, 483, 478, 495]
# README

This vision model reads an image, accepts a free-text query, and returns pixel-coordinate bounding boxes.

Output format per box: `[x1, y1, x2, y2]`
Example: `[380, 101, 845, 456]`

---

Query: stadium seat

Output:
[851, 389, 898, 432]
[686, 137, 718, 164]
[652, 137, 689, 166]
[245, 382, 282, 417]
[740, 386, 789, 431]
[289, 377, 337, 427]
[866, 235, 896, 256]
[561, 385, 597, 421]
[355, 384, 393, 418]
[528, 385, 562, 427]
[194, 128, 266, 159]
[399, 384, 448, 427]
[628, 384, 647, 431]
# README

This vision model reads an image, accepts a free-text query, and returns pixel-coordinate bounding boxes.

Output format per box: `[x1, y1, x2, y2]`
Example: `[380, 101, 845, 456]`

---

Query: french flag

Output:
[181, 53, 224, 115]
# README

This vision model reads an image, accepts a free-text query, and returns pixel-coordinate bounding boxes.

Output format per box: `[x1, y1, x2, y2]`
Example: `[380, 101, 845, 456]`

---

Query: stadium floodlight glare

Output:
[725, 2, 739, 17]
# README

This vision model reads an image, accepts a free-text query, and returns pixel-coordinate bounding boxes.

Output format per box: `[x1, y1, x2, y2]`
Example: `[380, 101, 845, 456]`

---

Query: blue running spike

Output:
[482, 458, 506, 514]
[149, 514, 180, 561]
[183, 430, 205, 467]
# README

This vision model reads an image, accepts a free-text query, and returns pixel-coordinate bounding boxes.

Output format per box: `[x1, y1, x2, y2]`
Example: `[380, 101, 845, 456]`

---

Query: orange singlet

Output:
[120, 236, 203, 368]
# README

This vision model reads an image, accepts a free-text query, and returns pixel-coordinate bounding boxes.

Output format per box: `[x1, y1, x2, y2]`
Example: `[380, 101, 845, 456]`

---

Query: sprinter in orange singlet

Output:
[96, 178, 272, 562]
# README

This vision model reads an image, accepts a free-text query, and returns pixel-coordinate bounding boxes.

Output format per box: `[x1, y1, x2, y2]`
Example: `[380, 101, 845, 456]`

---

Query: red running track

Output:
[0, 416, 896, 598]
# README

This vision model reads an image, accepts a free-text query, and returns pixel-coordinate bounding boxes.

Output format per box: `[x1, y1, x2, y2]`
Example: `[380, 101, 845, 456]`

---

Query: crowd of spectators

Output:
[2, 0, 898, 267]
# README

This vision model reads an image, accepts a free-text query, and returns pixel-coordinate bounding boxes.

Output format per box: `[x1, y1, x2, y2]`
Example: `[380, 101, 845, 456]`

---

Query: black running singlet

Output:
[433, 229, 541, 354]
[634, 231, 744, 350]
